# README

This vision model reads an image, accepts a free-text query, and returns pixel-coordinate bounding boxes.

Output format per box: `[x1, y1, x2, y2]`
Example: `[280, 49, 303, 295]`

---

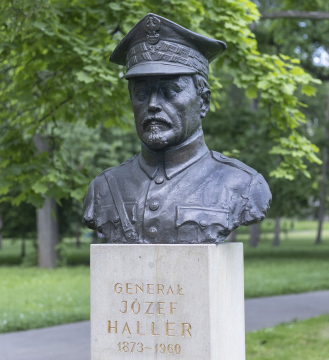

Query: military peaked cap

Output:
[110, 13, 226, 79]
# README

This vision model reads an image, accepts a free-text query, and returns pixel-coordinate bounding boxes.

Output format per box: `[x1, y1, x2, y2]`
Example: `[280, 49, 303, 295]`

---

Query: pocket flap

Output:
[176, 206, 229, 229]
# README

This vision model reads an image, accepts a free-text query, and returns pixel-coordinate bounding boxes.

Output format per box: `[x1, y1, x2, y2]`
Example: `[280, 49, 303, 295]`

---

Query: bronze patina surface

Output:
[83, 13, 271, 244]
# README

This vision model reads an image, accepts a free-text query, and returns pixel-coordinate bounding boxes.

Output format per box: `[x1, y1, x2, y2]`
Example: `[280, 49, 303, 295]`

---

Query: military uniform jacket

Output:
[83, 129, 271, 244]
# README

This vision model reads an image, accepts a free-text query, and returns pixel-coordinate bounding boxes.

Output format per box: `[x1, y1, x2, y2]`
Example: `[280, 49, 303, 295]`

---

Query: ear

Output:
[200, 88, 211, 119]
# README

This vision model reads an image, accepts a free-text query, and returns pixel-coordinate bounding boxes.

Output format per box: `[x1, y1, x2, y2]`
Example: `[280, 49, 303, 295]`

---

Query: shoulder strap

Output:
[211, 151, 257, 176]
[104, 171, 137, 242]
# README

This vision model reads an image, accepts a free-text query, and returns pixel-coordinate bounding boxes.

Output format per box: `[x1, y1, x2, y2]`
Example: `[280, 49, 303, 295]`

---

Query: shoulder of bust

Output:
[94, 154, 138, 180]
[211, 151, 258, 177]
[210, 152, 272, 227]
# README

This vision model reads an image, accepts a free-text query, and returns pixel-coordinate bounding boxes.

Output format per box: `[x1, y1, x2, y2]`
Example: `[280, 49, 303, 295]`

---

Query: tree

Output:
[254, 0, 329, 243]
[203, 71, 315, 247]
[249, 224, 260, 247]
[0, 0, 322, 263]
[0, 215, 2, 249]
[273, 217, 280, 246]
[33, 133, 59, 267]
[316, 139, 328, 244]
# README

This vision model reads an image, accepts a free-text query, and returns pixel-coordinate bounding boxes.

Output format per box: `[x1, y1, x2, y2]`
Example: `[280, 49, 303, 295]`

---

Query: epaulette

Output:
[211, 151, 257, 176]
[118, 154, 138, 167]
[95, 154, 138, 178]
[95, 167, 114, 179]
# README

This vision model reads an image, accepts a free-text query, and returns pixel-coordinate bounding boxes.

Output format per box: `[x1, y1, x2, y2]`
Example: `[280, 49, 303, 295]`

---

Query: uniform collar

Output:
[138, 127, 209, 180]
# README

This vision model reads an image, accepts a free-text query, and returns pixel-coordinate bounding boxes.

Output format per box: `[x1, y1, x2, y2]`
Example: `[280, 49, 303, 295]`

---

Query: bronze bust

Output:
[83, 13, 271, 244]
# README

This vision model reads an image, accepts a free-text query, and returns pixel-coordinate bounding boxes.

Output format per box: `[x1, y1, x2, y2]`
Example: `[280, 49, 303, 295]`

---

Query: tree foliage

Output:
[0, 0, 321, 208]
[254, 0, 329, 219]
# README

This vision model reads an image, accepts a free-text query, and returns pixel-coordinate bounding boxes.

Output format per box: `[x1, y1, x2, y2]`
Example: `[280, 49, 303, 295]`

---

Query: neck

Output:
[141, 126, 203, 154]
[139, 126, 209, 179]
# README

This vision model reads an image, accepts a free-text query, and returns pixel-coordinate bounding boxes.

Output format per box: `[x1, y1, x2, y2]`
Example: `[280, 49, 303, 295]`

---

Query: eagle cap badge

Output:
[144, 15, 161, 44]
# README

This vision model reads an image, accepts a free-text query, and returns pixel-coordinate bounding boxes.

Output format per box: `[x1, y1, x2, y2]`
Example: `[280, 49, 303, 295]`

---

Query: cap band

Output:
[126, 40, 209, 79]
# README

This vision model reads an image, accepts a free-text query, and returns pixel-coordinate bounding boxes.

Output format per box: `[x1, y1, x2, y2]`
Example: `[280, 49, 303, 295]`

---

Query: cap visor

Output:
[125, 62, 197, 79]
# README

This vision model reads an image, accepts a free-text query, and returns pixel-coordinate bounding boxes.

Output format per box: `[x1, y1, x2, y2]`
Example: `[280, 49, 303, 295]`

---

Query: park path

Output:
[0, 290, 328, 360]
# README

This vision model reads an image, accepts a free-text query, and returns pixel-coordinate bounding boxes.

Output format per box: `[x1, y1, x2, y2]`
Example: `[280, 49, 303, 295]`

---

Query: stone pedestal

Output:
[90, 243, 245, 360]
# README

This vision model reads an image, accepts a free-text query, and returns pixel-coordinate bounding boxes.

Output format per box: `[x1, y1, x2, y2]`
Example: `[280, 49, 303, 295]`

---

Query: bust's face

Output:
[130, 75, 203, 150]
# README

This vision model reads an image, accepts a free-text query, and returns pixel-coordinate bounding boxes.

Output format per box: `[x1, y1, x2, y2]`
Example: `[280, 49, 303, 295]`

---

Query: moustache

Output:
[141, 116, 173, 130]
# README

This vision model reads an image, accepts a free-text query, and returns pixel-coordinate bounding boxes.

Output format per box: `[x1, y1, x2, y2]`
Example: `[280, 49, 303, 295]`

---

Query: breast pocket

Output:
[176, 206, 229, 243]
[96, 203, 137, 241]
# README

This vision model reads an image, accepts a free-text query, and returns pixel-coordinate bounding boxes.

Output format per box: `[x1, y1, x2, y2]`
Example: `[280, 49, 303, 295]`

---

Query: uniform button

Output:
[113, 216, 120, 223]
[154, 176, 164, 184]
[149, 201, 159, 211]
[148, 227, 157, 238]
[200, 220, 208, 227]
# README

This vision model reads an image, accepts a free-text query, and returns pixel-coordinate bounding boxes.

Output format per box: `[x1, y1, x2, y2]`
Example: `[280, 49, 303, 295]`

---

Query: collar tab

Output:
[138, 128, 209, 179]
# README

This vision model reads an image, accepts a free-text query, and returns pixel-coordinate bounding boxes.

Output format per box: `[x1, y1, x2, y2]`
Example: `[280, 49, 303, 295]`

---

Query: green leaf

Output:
[76, 71, 95, 84]
[246, 86, 257, 99]
[108, 3, 122, 11]
[32, 182, 49, 195]
[301, 85, 316, 96]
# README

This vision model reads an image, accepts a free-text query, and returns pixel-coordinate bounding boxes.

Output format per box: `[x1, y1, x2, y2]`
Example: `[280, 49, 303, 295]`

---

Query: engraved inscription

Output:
[113, 283, 184, 295]
[118, 300, 179, 316]
[107, 282, 191, 354]
[108, 319, 192, 337]
[118, 342, 182, 354]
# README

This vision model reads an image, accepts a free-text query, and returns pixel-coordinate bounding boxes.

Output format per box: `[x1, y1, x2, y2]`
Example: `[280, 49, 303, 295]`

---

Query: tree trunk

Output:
[249, 223, 260, 247]
[231, 83, 238, 108]
[316, 85, 329, 245]
[76, 222, 81, 248]
[251, 97, 258, 112]
[230, 228, 237, 242]
[32, 237, 38, 250]
[273, 217, 281, 247]
[0, 215, 2, 250]
[34, 133, 59, 268]
[316, 147, 328, 244]
[21, 237, 26, 258]
[37, 197, 59, 268]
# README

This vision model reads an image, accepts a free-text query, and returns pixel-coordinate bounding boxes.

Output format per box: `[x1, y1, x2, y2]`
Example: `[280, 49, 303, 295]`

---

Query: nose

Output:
[147, 90, 162, 113]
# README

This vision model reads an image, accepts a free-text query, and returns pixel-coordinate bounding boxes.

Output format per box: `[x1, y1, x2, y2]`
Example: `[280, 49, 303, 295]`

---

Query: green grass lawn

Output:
[0, 220, 328, 333]
[239, 218, 329, 234]
[0, 266, 90, 333]
[0, 237, 91, 266]
[246, 315, 329, 359]
[242, 229, 329, 298]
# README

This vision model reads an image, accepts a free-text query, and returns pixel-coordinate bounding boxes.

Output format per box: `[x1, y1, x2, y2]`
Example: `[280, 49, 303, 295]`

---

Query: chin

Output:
[142, 128, 173, 150]
[144, 136, 169, 150]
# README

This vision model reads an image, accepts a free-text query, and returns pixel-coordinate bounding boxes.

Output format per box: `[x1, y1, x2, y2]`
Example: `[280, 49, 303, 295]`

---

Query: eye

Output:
[162, 85, 179, 99]
[133, 86, 149, 101]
